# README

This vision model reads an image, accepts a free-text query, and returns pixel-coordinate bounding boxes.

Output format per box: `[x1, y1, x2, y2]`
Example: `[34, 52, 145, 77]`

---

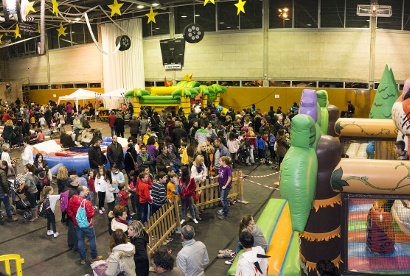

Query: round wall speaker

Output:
[116, 35, 131, 51]
[183, 23, 204, 43]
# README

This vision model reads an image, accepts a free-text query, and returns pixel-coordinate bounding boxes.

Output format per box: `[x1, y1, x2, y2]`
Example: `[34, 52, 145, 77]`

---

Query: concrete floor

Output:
[0, 120, 280, 276]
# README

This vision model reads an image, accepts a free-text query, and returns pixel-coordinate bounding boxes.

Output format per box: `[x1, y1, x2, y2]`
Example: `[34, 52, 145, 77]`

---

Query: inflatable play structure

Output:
[32, 136, 128, 175]
[227, 69, 410, 275]
[124, 74, 227, 115]
[227, 199, 299, 276]
[228, 89, 342, 276]
[327, 70, 410, 274]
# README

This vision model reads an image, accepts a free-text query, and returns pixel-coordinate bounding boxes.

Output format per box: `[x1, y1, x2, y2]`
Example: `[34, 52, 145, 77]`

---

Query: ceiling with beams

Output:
[0, 0, 205, 32]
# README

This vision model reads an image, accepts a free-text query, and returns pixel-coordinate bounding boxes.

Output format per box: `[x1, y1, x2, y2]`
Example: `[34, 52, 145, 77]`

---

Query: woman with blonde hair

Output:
[128, 220, 149, 276]
[1, 143, 12, 167]
[195, 142, 210, 170]
[191, 155, 208, 183]
[56, 166, 70, 194]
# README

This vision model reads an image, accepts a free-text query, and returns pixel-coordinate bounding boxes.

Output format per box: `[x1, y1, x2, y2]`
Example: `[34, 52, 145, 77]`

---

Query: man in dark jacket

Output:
[67, 186, 102, 264]
[0, 162, 18, 223]
[88, 137, 106, 170]
[128, 115, 140, 139]
[156, 144, 176, 174]
[22, 117, 30, 137]
[171, 121, 187, 149]
[136, 145, 154, 173]
[114, 114, 125, 138]
[107, 135, 124, 169]
[213, 138, 230, 174]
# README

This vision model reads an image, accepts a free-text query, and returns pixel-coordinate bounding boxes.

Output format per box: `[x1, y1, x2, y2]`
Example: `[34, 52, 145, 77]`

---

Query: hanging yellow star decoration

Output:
[14, 24, 21, 39]
[52, 0, 59, 16]
[26, 1, 36, 15]
[203, 0, 215, 5]
[108, 0, 124, 17]
[235, 0, 246, 15]
[0, 34, 3, 45]
[146, 7, 158, 24]
[57, 22, 67, 37]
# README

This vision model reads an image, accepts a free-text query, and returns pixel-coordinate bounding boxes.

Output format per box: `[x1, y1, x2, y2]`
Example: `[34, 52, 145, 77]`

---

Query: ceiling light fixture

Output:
[137, 5, 144, 9]
[152, 3, 159, 7]
[181, 15, 187, 18]
[357, 4, 392, 17]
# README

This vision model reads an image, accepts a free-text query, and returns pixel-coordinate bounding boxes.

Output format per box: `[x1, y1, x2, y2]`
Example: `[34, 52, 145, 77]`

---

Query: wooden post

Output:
[237, 170, 248, 204]
[173, 197, 182, 234]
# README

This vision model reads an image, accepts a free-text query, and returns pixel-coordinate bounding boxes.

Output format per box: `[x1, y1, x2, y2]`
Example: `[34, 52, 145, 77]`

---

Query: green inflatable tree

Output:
[369, 65, 399, 119]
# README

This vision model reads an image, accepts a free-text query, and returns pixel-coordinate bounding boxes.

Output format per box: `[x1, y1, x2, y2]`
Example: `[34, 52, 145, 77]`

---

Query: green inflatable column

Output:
[280, 114, 318, 232]
[317, 90, 329, 135]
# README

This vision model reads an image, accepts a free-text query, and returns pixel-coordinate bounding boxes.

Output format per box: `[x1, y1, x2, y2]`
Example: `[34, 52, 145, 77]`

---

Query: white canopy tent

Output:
[58, 89, 102, 120]
[98, 88, 126, 110]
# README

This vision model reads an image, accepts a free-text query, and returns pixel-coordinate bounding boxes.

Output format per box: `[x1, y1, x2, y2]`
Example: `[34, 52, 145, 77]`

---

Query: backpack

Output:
[38, 197, 50, 218]
[269, 135, 276, 147]
[76, 199, 90, 228]
[59, 190, 69, 212]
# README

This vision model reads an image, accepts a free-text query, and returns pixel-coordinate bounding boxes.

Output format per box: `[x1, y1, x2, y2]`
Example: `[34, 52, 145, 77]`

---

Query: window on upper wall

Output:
[145, 81, 154, 87]
[320, 0, 345, 28]
[269, 0, 293, 28]
[75, 83, 88, 88]
[239, 0, 262, 29]
[404, 1, 410, 30]
[270, 81, 291, 87]
[292, 81, 316, 87]
[345, 82, 368, 89]
[47, 28, 59, 50]
[175, 5, 194, 34]
[71, 23, 85, 45]
[7, 36, 36, 57]
[346, 0, 369, 28]
[194, 3, 216, 32]
[58, 35, 72, 48]
[377, 0, 403, 30]
[90, 83, 101, 88]
[218, 1, 239, 30]
[143, 13, 170, 37]
[319, 82, 344, 88]
[294, 0, 318, 28]
[85, 23, 98, 44]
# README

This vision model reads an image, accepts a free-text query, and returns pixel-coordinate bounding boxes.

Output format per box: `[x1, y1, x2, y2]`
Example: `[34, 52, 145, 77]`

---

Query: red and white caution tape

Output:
[241, 171, 279, 178]
[242, 178, 279, 191]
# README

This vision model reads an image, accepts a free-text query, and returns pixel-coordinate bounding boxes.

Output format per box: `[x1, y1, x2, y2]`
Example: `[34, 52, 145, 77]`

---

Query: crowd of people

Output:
[0, 98, 310, 276]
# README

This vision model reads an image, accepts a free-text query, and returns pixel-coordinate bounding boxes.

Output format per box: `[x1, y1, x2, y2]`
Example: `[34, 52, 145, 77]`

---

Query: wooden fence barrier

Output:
[144, 170, 243, 255]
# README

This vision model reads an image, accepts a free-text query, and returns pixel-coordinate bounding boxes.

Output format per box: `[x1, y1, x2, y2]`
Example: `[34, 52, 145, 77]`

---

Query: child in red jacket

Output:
[118, 183, 130, 219]
[137, 172, 152, 223]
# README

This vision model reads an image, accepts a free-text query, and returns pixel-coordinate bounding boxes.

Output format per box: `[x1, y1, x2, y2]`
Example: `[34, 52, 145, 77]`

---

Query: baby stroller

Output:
[9, 174, 33, 219]
[237, 141, 250, 165]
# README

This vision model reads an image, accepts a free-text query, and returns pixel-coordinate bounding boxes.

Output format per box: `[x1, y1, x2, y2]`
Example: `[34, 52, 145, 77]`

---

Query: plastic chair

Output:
[0, 254, 24, 276]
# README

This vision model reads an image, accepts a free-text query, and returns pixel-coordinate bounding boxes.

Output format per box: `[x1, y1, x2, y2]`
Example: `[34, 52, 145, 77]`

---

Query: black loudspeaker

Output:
[183, 23, 204, 43]
[116, 35, 131, 51]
